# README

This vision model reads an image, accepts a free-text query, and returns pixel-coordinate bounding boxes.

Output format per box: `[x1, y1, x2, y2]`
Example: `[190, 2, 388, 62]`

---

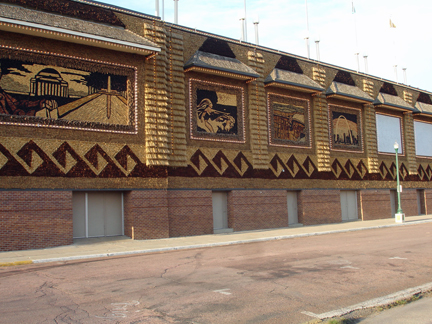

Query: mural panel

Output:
[329, 105, 362, 152]
[268, 93, 310, 147]
[189, 79, 245, 143]
[0, 47, 136, 133]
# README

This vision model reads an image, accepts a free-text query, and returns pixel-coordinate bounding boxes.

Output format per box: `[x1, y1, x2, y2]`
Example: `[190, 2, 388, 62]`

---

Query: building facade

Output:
[1, 0, 432, 251]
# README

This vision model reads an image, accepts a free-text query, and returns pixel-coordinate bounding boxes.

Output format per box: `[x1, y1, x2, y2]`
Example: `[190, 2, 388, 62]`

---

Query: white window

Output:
[414, 121, 432, 157]
[376, 114, 403, 154]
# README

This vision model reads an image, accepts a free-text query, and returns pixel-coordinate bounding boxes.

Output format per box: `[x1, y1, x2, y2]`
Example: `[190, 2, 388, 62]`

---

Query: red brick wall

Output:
[0, 191, 73, 252]
[417, 190, 426, 215]
[228, 190, 288, 231]
[361, 189, 392, 220]
[298, 190, 341, 225]
[425, 189, 432, 215]
[400, 189, 419, 216]
[123, 190, 169, 240]
[168, 190, 213, 237]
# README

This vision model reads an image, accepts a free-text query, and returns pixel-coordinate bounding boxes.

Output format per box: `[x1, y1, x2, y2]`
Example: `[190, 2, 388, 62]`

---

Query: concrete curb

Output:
[29, 219, 432, 265]
[0, 260, 33, 267]
[302, 282, 432, 320]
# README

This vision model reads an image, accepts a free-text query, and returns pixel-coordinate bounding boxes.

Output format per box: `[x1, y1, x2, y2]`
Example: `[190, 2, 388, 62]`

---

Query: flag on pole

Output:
[389, 19, 396, 28]
[352, 1, 356, 14]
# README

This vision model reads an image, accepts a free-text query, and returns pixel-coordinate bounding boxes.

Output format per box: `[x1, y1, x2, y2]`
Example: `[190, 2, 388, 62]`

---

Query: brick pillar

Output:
[298, 190, 341, 225]
[360, 189, 392, 220]
[168, 190, 213, 237]
[123, 190, 169, 240]
[228, 190, 288, 231]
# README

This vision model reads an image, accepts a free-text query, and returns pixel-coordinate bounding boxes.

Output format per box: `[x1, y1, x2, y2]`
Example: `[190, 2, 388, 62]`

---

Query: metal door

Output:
[340, 191, 358, 221]
[287, 191, 299, 225]
[212, 191, 228, 230]
[73, 191, 123, 238]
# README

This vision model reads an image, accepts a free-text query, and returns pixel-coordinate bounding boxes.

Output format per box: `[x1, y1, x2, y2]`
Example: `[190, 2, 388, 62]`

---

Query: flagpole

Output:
[244, 0, 248, 42]
[305, 0, 310, 59]
[390, 18, 397, 82]
[352, 1, 360, 72]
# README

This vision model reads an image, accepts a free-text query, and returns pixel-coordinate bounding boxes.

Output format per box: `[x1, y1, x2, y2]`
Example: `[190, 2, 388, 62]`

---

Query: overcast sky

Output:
[100, 0, 431, 92]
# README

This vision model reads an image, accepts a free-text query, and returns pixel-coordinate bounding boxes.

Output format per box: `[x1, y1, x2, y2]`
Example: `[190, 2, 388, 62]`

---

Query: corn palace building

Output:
[1, 0, 432, 252]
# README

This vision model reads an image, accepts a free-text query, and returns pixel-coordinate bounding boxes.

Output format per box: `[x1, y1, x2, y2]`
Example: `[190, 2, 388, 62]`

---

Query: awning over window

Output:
[264, 68, 323, 93]
[374, 93, 417, 112]
[184, 51, 260, 81]
[0, 3, 160, 56]
[326, 82, 373, 103]
[414, 102, 432, 116]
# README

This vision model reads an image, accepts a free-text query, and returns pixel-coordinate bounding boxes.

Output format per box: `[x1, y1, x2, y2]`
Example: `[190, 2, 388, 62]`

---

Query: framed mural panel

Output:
[267, 93, 311, 148]
[329, 105, 363, 152]
[189, 79, 245, 143]
[0, 46, 137, 133]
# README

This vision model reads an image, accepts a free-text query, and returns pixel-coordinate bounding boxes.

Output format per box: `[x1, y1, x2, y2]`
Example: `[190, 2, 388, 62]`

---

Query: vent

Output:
[199, 38, 236, 59]
[417, 92, 432, 105]
[333, 70, 355, 86]
[379, 82, 398, 96]
[275, 56, 303, 74]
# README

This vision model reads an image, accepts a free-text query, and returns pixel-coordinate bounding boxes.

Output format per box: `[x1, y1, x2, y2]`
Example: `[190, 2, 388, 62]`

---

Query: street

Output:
[0, 223, 431, 324]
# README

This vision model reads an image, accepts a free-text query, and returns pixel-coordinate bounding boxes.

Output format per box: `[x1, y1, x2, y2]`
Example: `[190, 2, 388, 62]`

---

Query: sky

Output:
[99, 0, 432, 92]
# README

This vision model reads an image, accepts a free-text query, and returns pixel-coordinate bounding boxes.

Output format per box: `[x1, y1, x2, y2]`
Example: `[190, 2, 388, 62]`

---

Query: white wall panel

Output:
[376, 114, 403, 154]
[414, 121, 432, 157]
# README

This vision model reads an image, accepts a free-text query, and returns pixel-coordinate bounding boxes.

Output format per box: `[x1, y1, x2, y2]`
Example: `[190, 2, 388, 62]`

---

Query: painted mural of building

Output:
[1, 0, 432, 251]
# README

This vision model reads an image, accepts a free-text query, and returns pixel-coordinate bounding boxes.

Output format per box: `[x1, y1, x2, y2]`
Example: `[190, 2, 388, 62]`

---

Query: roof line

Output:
[73, 1, 430, 96]
[72, 0, 160, 20]
[0, 17, 160, 53]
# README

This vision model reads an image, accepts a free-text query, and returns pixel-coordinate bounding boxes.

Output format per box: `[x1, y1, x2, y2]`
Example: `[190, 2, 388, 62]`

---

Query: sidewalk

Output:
[1, 215, 431, 266]
[359, 295, 432, 324]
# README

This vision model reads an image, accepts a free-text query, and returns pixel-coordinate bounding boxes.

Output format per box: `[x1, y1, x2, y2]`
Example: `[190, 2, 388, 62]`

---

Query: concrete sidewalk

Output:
[359, 295, 432, 324]
[1, 215, 431, 266]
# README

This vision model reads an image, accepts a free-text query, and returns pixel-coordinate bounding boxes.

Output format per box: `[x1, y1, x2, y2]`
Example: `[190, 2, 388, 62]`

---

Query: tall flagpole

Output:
[305, 0, 310, 59]
[352, 1, 360, 72]
[244, 0, 248, 42]
[390, 18, 398, 82]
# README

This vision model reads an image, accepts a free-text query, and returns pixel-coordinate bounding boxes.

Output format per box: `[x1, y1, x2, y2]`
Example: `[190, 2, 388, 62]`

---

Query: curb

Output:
[302, 282, 432, 320]
[24, 218, 432, 264]
[0, 260, 33, 267]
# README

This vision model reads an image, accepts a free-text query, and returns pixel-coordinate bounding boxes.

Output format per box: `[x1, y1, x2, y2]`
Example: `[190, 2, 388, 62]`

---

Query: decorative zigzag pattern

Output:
[0, 141, 428, 181]
[0, 139, 165, 178]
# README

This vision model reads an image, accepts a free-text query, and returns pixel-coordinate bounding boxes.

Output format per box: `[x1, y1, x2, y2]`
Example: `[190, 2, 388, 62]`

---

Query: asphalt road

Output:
[1, 223, 431, 324]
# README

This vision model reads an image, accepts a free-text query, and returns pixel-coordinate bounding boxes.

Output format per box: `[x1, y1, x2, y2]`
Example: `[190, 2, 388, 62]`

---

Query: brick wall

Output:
[228, 190, 288, 231]
[425, 189, 432, 215]
[400, 189, 419, 216]
[361, 189, 392, 220]
[168, 190, 213, 237]
[123, 190, 169, 240]
[417, 189, 426, 215]
[298, 190, 341, 225]
[0, 191, 73, 252]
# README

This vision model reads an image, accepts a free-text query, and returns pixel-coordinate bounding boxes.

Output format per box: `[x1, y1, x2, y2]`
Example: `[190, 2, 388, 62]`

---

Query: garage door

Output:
[73, 191, 124, 238]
